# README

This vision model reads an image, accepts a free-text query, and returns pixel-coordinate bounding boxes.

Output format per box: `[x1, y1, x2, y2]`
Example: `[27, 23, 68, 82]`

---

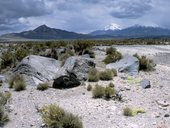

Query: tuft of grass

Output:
[133, 53, 155, 71]
[123, 107, 145, 117]
[103, 47, 122, 64]
[99, 70, 113, 81]
[108, 82, 115, 88]
[0, 92, 10, 126]
[41, 104, 83, 128]
[88, 68, 99, 82]
[82, 49, 95, 58]
[37, 83, 49, 91]
[0, 106, 9, 127]
[9, 74, 26, 91]
[92, 85, 105, 98]
[87, 84, 92, 91]
[111, 69, 117, 76]
[62, 113, 83, 128]
[104, 86, 115, 99]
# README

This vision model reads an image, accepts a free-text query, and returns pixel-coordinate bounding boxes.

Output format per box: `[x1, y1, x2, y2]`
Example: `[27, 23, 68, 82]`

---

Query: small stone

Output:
[164, 114, 170, 117]
[140, 79, 151, 89]
[157, 100, 169, 107]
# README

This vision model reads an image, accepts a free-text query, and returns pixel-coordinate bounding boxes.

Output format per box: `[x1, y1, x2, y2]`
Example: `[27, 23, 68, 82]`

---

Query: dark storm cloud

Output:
[0, 0, 170, 34]
[0, 0, 49, 32]
[109, 0, 153, 19]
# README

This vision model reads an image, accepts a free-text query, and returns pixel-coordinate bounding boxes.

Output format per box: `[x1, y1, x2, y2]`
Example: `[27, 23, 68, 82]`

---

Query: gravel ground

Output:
[1, 45, 170, 128]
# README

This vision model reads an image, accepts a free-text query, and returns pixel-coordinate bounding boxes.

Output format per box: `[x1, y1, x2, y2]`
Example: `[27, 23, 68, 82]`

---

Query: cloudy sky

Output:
[0, 0, 170, 34]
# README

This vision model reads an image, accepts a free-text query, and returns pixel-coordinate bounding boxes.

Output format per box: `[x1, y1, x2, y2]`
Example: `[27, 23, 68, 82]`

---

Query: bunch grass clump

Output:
[103, 47, 122, 64]
[87, 84, 92, 91]
[123, 107, 145, 117]
[133, 54, 155, 71]
[37, 83, 49, 91]
[104, 86, 115, 99]
[41, 104, 83, 128]
[0, 92, 11, 126]
[88, 68, 99, 82]
[99, 70, 113, 81]
[9, 74, 26, 91]
[92, 85, 105, 98]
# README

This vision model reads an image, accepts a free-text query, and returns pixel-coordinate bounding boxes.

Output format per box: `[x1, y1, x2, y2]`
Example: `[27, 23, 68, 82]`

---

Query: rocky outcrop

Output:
[13, 55, 61, 85]
[106, 55, 139, 76]
[13, 55, 95, 86]
[59, 56, 95, 81]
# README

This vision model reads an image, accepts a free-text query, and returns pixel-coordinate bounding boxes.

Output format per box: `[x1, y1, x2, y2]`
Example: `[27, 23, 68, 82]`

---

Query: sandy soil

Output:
[1, 45, 170, 128]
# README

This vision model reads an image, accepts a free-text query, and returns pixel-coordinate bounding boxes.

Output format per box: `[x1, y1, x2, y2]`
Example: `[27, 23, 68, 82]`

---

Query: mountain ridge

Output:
[1, 25, 170, 40]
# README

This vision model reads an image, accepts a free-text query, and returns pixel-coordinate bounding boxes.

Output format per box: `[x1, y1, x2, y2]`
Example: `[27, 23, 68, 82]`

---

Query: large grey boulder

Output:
[59, 56, 95, 81]
[106, 55, 139, 76]
[13, 55, 61, 85]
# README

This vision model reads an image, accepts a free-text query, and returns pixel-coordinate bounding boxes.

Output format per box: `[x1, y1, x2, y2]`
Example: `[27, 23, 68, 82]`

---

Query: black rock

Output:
[164, 114, 170, 117]
[140, 79, 151, 89]
[53, 71, 81, 89]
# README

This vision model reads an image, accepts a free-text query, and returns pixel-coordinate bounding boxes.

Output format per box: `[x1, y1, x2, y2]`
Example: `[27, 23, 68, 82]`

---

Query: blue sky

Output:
[0, 0, 170, 34]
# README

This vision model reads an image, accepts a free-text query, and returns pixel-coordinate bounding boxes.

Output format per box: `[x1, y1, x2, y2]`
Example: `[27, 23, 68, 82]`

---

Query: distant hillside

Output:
[90, 25, 170, 38]
[0, 25, 91, 40]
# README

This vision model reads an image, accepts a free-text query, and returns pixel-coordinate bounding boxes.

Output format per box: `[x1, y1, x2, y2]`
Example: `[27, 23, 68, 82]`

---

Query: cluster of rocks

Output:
[13, 55, 95, 88]
[12, 52, 153, 89]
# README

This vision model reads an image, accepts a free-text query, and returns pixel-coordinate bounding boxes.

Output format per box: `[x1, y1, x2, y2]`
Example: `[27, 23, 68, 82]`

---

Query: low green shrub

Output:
[104, 86, 115, 99]
[88, 68, 99, 82]
[111, 69, 117, 76]
[41, 104, 83, 128]
[123, 107, 133, 116]
[15, 47, 29, 61]
[103, 52, 122, 64]
[9, 74, 26, 91]
[106, 47, 117, 55]
[1, 50, 15, 69]
[99, 70, 113, 81]
[87, 84, 92, 91]
[134, 54, 155, 71]
[0, 92, 11, 106]
[0, 92, 10, 126]
[82, 49, 95, 58]
[92, 85, 105, 98]
[108, 82, 115, 88]
[62, 113, 83, 128]
[0, 106, 9, 127]
[37, 83, 49, 91]
[123, 107, 145, 117]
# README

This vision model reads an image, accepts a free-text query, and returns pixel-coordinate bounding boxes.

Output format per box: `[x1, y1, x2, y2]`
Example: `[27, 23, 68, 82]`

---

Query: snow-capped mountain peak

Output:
[104, 23, 121, 30]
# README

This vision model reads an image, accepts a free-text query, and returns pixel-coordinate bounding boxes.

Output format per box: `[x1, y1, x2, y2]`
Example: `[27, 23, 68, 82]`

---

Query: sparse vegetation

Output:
[41, 104, 83, 128]
[9, 74, 26, 91]
[92, 85, 105, 98]
[0, 92, 11, 126]
[111, 69, 117, 76]
[104, 86, 115, 99]
[108, 82, 115, 88]
[134, 54, 155, 71]
[99, 70, 113, 81]
[15, 47, 29, 61]
[88, 68, 99, 82]
[82, 49, 95, 58]
[87, 84, 92, 91]
[103, 47, 122, 64]
[37, 83, 49, 91]
[1, 50, 15, 69]
[123, 107, 145, 117]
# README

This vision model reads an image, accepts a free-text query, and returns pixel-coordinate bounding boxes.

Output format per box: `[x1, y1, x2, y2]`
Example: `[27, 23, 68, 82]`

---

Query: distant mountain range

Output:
[90, 25, 170, 38]
[1, 24, 170, 40]
[0, 25, 91, 40]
